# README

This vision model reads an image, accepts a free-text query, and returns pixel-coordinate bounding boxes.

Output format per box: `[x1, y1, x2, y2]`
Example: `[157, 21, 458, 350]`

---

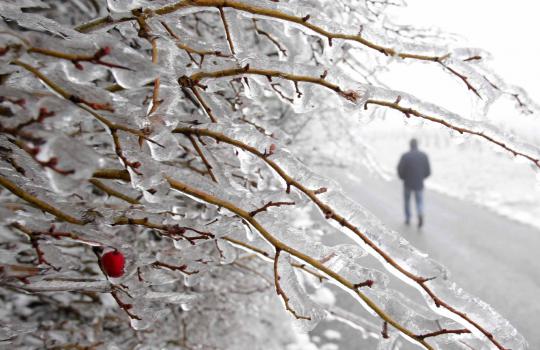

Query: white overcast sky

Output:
[390, 0, 540, 102]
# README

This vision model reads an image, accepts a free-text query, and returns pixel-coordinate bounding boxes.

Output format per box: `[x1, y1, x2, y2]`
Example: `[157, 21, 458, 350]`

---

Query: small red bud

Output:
[101, 250, 125, 278]
[314, 187, 328, 195]
[38, 107, 55, 122]
[365, 279, 374, 288]
[29, 146, 40, 156]
[168, 225, 186, 236]
[46, 157, 59, 167]
[101, 46, 111, 56]
[13, 98, 26, 107]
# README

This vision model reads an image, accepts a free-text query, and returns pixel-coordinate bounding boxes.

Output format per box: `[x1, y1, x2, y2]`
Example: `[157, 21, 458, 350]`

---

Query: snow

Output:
[310, 286, 337, 307]
[323, 329, 342, 340]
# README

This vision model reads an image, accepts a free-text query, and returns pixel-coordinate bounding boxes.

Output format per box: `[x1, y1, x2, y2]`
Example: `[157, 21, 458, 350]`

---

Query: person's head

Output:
[410, 138, 418, 150]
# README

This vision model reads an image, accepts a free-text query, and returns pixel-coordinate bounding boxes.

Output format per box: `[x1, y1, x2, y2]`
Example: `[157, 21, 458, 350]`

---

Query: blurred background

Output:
[304, 1, 540, 349]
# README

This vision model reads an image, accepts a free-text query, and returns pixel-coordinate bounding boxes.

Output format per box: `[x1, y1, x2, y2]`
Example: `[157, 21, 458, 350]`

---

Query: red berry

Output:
[101, 250, 125, 278]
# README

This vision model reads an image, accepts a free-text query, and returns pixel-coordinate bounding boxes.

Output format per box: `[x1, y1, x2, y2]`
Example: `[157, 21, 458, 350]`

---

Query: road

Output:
[310, 171, 540, 349]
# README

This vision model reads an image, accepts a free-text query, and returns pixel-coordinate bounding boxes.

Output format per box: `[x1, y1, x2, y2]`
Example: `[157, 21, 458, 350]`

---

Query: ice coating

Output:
[275, 251, 327, 331]
[0, 1, 536, 349]
[165, 120, 525, 349]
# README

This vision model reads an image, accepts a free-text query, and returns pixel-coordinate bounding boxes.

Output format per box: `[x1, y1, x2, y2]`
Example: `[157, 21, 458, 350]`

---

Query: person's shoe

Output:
[405, 218, 410, 225]
[418, 215, 424, 228]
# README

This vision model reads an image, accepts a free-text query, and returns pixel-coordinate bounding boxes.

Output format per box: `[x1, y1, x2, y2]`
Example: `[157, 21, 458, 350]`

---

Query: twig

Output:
[249, 201, 295, 217]
[88, 179, 140, 204]
[74, 0, 481, 97]
[77, 0, 442, 62]
[252, 19, 287, 56]
[28, 46, 130, 71]
[186, 134, 218, 182]
[11, 60, 160, 174]
[11, 223, 60, 270]
[160, 20, 230, 65]
[178, 76, 219, 123]
[438, 61, 481, 98]
[0, 175, 84, 224]
[273, 249, 311, 320]
[113, 217, 215, 244]
[151, 261, 199, 275]
[110, 287, 142, 320]
[218, 7, 235, 55]
[148, 37, 161, 115]
[382, 321, 389, 339]
[417, 328, 471, 340]
[12, 60, 114, 112]
[10, 139, 75, 176]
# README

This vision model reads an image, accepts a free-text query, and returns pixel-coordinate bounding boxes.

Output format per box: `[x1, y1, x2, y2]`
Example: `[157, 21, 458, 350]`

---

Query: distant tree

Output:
[0, 1, 536, 349]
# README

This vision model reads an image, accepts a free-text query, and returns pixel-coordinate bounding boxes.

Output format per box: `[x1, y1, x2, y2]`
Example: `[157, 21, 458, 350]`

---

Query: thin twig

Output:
[186, 134, 218, 182]
[152, 261, 199, 275]
[417, 328, 471, 340]
[252, 19, 287, 56]
[89, 179, 140, 204]
[249, 201, 295, 217]
[218, 7, 235, 55]
[273, 249, 311, 320]
[187, 65, 537, 169]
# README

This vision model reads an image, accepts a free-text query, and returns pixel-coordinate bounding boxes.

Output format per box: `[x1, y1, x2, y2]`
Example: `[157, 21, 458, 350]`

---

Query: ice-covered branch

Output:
[27, 46, 130, 71]
[1, 1, 534, 349]
[170, 126, 514, 350]
[273, 248, 311, 320]
[184, 65, 540, 168]
[0, 175, 83, 224]
[88, 178, 141, 204]
[365, 98, 540, 168]
[78, 0, 442, 62]
[163, 175, 432, 348]
[73, 0, 488, 97]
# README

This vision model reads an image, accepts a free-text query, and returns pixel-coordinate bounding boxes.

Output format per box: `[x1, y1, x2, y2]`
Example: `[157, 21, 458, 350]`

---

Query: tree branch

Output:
[249, 200, 295, 217]
[0, 175, 84, 224]
[171, 127, 508, 350]
[152, 261, 199, 275]
[273, 248, 310, 320]
[365, 99, 540, 169]
[218, 7, 235, 55]
[417, 328, 471, 340]
[88, 179, 141, 204]
[184, 65, 539, 169]
[185, 134, 218, 182]
[162, 175, 432, 349]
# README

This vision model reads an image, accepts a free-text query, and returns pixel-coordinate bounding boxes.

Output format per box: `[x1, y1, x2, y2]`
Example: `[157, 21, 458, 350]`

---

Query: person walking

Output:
[397, 138, 431, 228]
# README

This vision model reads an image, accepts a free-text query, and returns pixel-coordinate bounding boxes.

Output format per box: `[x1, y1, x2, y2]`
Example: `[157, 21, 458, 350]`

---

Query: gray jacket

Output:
[397, 149, 431, 190]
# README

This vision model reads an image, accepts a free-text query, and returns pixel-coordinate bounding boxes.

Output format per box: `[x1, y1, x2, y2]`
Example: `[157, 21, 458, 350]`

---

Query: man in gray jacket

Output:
[397, 139, 431, 228]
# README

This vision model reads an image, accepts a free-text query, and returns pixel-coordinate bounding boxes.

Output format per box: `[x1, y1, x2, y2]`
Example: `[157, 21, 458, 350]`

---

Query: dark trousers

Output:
[404, 187, 424, 221]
